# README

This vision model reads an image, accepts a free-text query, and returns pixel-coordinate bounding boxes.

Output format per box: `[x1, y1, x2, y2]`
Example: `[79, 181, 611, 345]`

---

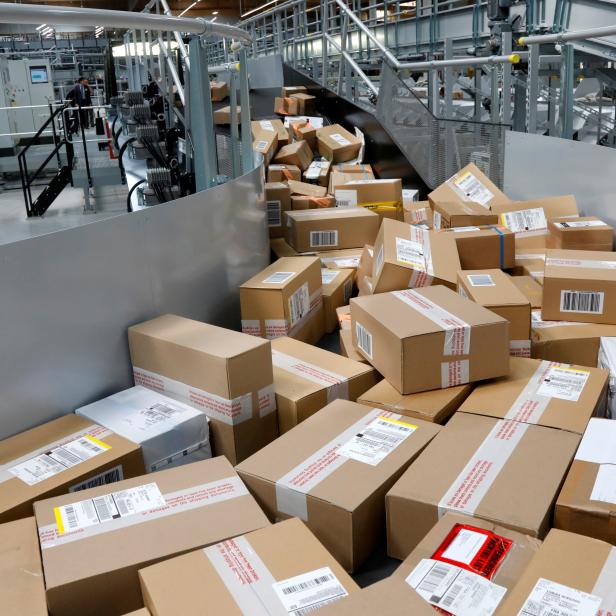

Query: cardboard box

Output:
[0, 414, 144, 524]
[386, 412, 580, 557]
[511, 275, 543, 309]
[356, 244, 373, 295]
[75, 386, 211, 473]
[332, 163, 374, 175]
[444, 225, 515, 269]
[328, 168, 375, 195]
[322, 268, 355, 333]
[289, 119, 317, 151]
[213, 106, 241, 125]
[286, 208, 380, 253]
[458, 356, 608, 434]
[316, 125, 362, 163]
[239, 256, 325, 345]
[303, 159, 331, 186]
[210, 81, 228, 102]
[252, 130, 278, 165]
[555, 418, 616, 544]
[403, 200, 432, 226]
[273, 140, 313, 171]
[267, 164, 300, 183]
[265, 181, 291, 238]
[372, 219, 461, 293]
[357, 378, 472, 424]
[542, 249, 616, 324]
[319, 248, 364, 270]
[458, 269, 531, 356]
[394, 512, 541, 610]
[512, 249, 546, 283]
[428, 163, 511, 211]
[281, 85, 307, 97]
[123, 610, 150, 616]
[139, 518, 358, 615]
[274, 96, 299, 116]
[272, 336, 379, 433]
[548, 216, 613, 251]
[237, 399, 440, 572]
[252, 118, 289, 148]
[290, 92, 316, 115]
[288, 179, 327, 198]
[432, 200, 500, 229]
[128, 315, 277, 465]
[496, 529, 616, 616]
[339, 328, 368, 364]
[336, 304, 351, 330]
[0, 517, 47, 616]
[35, 457, 270, 616]
[335, 179, 403, 220]
[291, 195, 336, 210]
[270, 237, 299, 259]
[351, 286, 510, 394]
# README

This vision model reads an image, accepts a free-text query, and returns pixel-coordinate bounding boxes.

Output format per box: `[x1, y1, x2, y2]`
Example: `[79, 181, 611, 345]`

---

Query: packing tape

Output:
[546, 257, 616, 270]
[489, 225, 506, 269]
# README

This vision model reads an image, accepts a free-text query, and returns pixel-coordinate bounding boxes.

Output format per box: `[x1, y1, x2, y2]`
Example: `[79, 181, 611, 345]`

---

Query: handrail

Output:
[519, 24, 616, 46]
[324, 33, 379, 96]
[398, 54, 521, 70]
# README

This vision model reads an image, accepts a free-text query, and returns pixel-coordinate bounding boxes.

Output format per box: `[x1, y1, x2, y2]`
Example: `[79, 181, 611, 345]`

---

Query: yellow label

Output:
[83, 434, 111, 450]
[378, 416, 418, 430]
[557, 366, 591, 375]
[453, 170, 471, 186]
[54, 507, 65, 535]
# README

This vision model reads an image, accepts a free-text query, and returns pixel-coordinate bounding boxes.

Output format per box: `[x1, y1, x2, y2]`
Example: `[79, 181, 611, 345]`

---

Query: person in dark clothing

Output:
[66, 77, 93, 132]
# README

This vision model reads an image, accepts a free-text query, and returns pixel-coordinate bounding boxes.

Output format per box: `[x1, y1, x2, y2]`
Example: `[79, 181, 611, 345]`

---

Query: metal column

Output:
[526, 43, 539, 133]
[239, 47, 254, 174]
[501, 32, 512, 124]
[559, 43, 574, 139]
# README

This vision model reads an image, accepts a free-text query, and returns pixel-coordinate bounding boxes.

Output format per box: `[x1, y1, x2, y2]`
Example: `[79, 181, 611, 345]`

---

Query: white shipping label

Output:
[337, 415, 417, 466]
[263, 271, 295, 284]
[335, 189, 358, 208]
[241, 320, 262, 336]
[329, 132, 352, 146]
[450, 226, 481, 233]
[355, 321, 373, 359]
[259, 120, 275, 131]
[503, 360, 556, 424]
[288, 283, 310, 327]
[288, 289, 323, 338]
[254, 140, 269, 151]
[555, 220, 607, 228]
[310, 230, 338, 248]
[535, 366, 590, 402]
[410, 207, 429, 224]
[396, 236, 426, 270]
[467, 274, 495, 287]
[441, 360, 470, 388]
[130, 400, 194, 432]
[433, 210, 443, 230]
[407, 559, 507, 616]
[321, 269, 340, 285]
[575, 418, 616, 464]
[442, 528, 490, 565]
[451, 171, 494, 207]
[590, 464, 616, 505]
[321, 256, 361, 269]
[402, 189, 419, 206]
[560, 290, 605, 314]
[517, 578, 602, 616]
[501, 208, 548, 234]
[267, 200, 282, 227]
[273, 566, 349, 615]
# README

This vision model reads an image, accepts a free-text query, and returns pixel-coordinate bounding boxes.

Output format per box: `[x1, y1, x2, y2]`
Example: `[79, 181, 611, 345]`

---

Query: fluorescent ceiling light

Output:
[242, 0, 280, 19]
[212, 10, 218, 14]
[36, 24, 47, 31]
[42, 27, 54, 35]
[179, 0, 200, 17]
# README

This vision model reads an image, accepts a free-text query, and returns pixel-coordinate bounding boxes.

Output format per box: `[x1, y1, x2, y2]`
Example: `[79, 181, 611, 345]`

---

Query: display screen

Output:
[29, 66, 48, 84]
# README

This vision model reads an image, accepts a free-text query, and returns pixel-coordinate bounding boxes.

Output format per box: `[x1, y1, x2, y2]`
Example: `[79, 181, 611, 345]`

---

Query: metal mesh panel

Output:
[376, 63, 508, 189]
[215, 132, 243, 178]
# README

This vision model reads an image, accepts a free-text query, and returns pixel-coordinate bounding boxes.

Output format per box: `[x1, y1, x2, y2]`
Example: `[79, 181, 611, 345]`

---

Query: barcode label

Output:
[468, 274, 495, 287]
[560, 290, 604, 314]
[69, 464, 124, 492]
[335, 189, 357, 208]
[254, 140, 268, 150]
[556, 220, 607, 228]
[355, 322, 372, 358]
[267, 200, 282, 227]
[501, 208, 547, 233]
[452, 171, 494, 207]
[536, 366, 590, 402]
[310, 230, 338, 248]
[396, 236, 425, 270]
[518, 578, 602, 616]
[329, 132, 351, 146]
[263, 271, 295, 284]
[288, 282, 310, 326]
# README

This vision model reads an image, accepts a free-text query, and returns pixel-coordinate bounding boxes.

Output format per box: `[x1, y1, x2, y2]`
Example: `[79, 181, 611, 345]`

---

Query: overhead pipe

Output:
[519, 25, 616, 46]
[397, 54, 521, 71]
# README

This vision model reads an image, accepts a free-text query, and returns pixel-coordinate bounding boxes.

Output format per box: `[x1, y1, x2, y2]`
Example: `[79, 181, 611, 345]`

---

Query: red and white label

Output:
[509, 340, 531, 357]
[546, 257, 616, 271]
[241, 320, 262, 337]
[441, 360, 470, 388]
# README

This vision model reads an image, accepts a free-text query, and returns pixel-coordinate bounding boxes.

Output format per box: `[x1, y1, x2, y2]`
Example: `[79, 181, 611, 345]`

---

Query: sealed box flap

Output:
[459, 269, 531, 307]
[240, 256, 320, 289]
[287, 208, 378, 222]
[545, 249, 616, 282]
[433, 200, 498, 218]
[287, 180, 327, 198]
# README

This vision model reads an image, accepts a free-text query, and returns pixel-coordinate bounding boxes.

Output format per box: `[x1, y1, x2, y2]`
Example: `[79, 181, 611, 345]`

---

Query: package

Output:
[303, 159, 331, 186]
[239, 256, 325, 345]
[510, 275, 543, 309]
[511, 248, 546, 279]
[316, 124, 362, 163]
[496, 529, 616, 616]
[357, 378, 472, 424]
[548, 216, 613, 251]
[458, 356, 608, 434]
[403, 199, 432, 226]
[335, 179, 403, 220]
[273, 140, 313, 171]
[265, 182, 291, 238]
[252, 118, 289, 148]
[328, 169, 374, 195]
[322, 268, 355, 333]
[431, 201, 499, 229]
[339, 328, 368, 363]
[285, 207, 380, 253]
[213, 106, 241, 125]
[444, 225, 515, 269]
[428, 163, 511, 211]
[267, 163, 300, 182]
[355, 244, 373, 296]
[210, 81, 228, 102]
[236, 399, 441, 572]
[75, 386, 211, 473]
[128, 315, 277, 465]
[291, 195, 335, 210]
[372, 219, 461, 293]
[269, 237, 299, 259]
[0, 414, 144, 524]
[274, 96, 299, 115]
[0, 517, 47, 616]
[332, 163, 374, 175]
[336, 304, 351, 330]
[458, 269, 531, 356]
[319, 248, 364, 270]
[252, 130, 278, 165]
[35, 457, 270, 616]
[281, 85, 307, 97]
[351, 286, 509, 394]
[287, 179, 327, 198]
[272, 337, 378, 433]
[394, 512, 541, 612]
[123, 610, 150, 616]
[289, 120, 317, 151]
[290, 92, 316, 115]
[386, 412, 580, 557]
[542, 249, 616, 324]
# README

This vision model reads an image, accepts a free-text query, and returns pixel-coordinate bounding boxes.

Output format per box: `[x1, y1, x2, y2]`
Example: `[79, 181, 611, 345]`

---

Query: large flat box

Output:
[335, 179, 403, 220]
[210, 81, 228, 102]
[322, 267, 354, 333]
[267, 163, 300, 182]
[265, 181, 291, 238]
[555, 418, 616, 544]
[252, 118, 289, 148]
[372, 219, 461, 293]
[432, 200, 499, 229]
[286, 207, 379, 253]
[458, 357, 608, 434]
[316, 124, 362, 163]
[139, 518, 358, 615]
[542, 249, 616, 324]
[351, 286, 510, 394]
[0, 414, 144, 524]
[35, 457, 270, 616]
[0, 517, 47, 616]
[273, 140, 313, 170]
[386, 412, 580, 557]
[548, 216, 613, 251]
[272, 336, 378, 433]
[236, 399, 441, 572]
[497, 529, 616, 616]
[128, 315, 277, 465]
[76, 386, 211, 473]
[458, 268, 531, 356]
[240, 256, 325, 345]
[511, 275, 543, 309]
[357, 378, 472, 424]
[445, 225, 515, 269]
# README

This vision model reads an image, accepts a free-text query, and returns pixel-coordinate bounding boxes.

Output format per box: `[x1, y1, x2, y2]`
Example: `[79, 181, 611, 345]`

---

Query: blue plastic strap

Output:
[490, 225, 505, 269]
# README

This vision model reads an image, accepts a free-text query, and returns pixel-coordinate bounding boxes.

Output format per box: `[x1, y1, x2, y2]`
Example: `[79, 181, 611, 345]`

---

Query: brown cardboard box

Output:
[319, 248, 364, 270]
[210, 81, 228, 102]
[273, 140, 313, 170]
[548, 216, 613, 251]
[239, 256, 325, 345]
[270, 237, 299, 259]
[457, 269, 531, 356]
[274, 96, 299, 115]
[403, 200, 432, 226]
[0, 517, 47, 616]
[512, 249, 546, 281]
[372, 219, 462, 293]
[281, 85, 307, 97]
[351, 286, 509, 394]
[128, 315, 277, 465]
[123, 610, 150, 616]
[236, 399, 441, 572]
[35, 457, 270, 616]
[138, 518, 359, 615]
[432, 200, 500, 229]
[542, 249, 616, 324]
[332, 163, 374, 175]
[286, 208, 380, 253]
[555, 418, 616, 544]
[497, 529, 616, 616]
[510, 275, 543, 309]
[289, 120, 317, 151]
[213, 106, 241, 125]
[458, 357, 608, 434]
[357, 276, 373, 296]
[328, 168, 375, 195]
[357, 379, 472, 424]
[253, 130, 278, 165]
[386, 412, 580, 557]
[322, 268, 355, 333]
[334, 179, 403, 221]
[291, 195, 336, 210]
[303, 159, 331, 186]
[444, 225, 515, 269]
[252, 118, 289, 148]
[290, 92, 316, 115]
[272, 336, 379, 433]
[339, 328, 368, 364]
[336, 304, 351, 330]
[288, 179, 327, 198]
[356, 244, 373, 296]
[267, 163, 301, 182]
[316, 125, 362, 163]
[428, 163, 511, 211]
[0, 414, 144, 524]
[266, 181, 291, 238]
